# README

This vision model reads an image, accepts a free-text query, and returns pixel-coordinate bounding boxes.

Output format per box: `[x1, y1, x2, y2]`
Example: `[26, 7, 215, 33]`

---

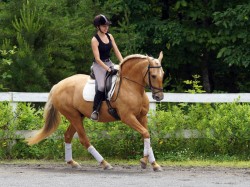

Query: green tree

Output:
[214, 3, 250, 67]
[0, 0, 97, 91]
[0, 0, 249, 93]
[9, 0, 49, 91]
[0, 41, 16, 90]
[119, 0, 250, 93]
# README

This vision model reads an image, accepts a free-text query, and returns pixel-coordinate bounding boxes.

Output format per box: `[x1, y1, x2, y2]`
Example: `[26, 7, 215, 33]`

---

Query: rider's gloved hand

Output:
[108, 66, 118, 75]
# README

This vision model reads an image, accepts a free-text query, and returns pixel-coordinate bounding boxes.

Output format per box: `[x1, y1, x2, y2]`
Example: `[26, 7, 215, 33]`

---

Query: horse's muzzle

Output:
[152, 92, 164, 101]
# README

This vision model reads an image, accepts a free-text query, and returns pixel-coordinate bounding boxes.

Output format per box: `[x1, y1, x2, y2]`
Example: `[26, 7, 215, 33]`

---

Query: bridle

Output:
[122, 62, 164, 93]
[111, 60, 164, 102]
[144, 64, 164, 94]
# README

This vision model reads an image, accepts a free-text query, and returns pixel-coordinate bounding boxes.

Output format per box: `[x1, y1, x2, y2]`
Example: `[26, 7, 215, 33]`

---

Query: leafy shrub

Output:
[150, 102, 250, 160]
[13, 103, 44, 130]
[1, 101, 250, 160]
[0, 102, 15, 158]
[208, 102, 250, 156]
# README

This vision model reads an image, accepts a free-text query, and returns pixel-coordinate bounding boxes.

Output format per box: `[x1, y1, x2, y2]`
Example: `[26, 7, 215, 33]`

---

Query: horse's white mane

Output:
[119, 54, 147, 66]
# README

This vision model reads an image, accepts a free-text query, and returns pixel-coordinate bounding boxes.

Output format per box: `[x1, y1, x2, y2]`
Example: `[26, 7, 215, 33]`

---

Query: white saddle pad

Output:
[83, 75, 118, 101]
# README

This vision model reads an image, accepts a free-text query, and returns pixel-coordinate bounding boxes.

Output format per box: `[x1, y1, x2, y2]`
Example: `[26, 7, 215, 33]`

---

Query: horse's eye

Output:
[151, 75, 156, 79]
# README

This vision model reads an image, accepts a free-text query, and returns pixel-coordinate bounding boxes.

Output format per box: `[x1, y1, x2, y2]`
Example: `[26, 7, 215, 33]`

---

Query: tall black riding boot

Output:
[90, 90, 105, 121]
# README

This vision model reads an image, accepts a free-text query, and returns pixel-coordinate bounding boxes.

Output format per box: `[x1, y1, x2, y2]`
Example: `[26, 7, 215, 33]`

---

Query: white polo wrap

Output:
[88, 145, 104, 163]
[143, 138, 156, 163]
[65, 143, 72, 162]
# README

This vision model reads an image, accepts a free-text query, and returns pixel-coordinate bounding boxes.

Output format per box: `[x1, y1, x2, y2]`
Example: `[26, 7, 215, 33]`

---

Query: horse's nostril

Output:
[154, 94, 164, 101]
[153, 95, 160, 101]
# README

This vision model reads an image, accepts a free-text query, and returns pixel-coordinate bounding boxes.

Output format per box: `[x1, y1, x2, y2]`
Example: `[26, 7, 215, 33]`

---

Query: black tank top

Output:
[94, 33, 112, 61]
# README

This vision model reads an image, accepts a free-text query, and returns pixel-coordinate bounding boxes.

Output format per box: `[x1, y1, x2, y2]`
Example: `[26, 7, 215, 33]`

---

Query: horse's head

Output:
[146, 51, 164, 101]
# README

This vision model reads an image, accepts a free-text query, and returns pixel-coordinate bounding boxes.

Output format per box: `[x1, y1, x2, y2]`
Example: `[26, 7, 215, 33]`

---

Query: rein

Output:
[122, 64, 163, 94]
[123, 76, 145, 88]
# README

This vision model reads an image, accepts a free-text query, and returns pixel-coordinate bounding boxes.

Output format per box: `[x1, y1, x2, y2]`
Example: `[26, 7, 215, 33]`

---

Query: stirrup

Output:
[90, 111, 99, 121]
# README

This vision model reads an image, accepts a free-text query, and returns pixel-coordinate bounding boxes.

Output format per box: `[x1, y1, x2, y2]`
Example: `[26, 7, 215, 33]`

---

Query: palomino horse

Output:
[27, 52, 164, 171]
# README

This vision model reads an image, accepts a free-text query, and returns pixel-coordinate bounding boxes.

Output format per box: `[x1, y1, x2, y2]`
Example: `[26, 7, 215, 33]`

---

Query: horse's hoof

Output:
[101, 160, 113, 170]
[103, 163, 113, 170]
[67, 160, 81, 169]
[152, 162, 163, 172]
[140, 158, 147, 169]
[153, 166, 163, 172]
[72, 163, 81, 169]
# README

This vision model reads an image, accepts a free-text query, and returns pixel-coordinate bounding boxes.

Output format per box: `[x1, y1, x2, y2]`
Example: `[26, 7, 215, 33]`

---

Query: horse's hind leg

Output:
[64, 124, 81, 168]
[64, 114, 112, 170]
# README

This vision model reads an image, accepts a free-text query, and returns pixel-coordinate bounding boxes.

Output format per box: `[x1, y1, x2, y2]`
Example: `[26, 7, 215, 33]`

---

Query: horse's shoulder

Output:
[120, 54, 147, 66]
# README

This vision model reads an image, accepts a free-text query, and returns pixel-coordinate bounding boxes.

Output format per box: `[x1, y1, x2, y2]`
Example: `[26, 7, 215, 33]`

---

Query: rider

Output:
[90, 14, 123, 121]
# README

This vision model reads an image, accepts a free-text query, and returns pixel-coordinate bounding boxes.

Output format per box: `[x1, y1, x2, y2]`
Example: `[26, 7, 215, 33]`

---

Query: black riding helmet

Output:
[93, 14, 112, 27]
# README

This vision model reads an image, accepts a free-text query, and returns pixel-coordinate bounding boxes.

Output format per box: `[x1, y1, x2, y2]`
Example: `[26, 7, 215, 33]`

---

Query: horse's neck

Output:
[120, 59, 148, 93]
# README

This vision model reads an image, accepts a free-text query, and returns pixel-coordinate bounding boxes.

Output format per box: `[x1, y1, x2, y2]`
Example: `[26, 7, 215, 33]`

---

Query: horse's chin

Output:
[152, 94, 164, 101]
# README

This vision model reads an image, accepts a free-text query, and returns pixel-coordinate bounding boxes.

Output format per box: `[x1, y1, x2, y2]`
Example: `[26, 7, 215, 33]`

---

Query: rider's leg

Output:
[90, 90, 105, 121]
[91, 60, 113, 121]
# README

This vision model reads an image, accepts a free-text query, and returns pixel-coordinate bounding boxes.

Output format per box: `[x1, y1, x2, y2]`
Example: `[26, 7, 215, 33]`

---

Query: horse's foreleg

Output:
[64, 124, 81, 168]
[142, 138, 162, 172]
[137, 115, 149, 169]
[125, 115, 162, 172]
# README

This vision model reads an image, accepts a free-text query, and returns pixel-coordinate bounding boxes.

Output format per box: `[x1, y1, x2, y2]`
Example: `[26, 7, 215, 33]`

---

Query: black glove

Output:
[108, 66, 118, 75]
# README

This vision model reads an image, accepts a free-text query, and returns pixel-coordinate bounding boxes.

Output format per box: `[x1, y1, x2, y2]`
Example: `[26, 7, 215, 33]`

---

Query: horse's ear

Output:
[158, 51, 163, 62]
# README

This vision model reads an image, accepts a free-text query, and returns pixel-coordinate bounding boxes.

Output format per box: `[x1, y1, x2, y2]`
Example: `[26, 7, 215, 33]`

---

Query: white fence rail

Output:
[1, 92, 250, 110]
[2, 92, 250, 102]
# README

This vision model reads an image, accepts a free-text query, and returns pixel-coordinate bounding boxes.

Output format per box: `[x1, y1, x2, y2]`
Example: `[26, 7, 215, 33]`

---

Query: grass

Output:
[1, 159, 250, 168]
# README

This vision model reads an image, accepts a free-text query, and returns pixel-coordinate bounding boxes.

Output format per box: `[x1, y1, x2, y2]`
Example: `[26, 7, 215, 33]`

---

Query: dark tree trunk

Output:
[161, 0, 169, 20]
[201, 51, 212, 93]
